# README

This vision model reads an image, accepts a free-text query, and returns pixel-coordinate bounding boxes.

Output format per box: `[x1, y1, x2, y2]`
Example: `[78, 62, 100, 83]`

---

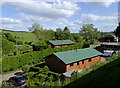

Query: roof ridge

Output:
[53, 48, 92, 54]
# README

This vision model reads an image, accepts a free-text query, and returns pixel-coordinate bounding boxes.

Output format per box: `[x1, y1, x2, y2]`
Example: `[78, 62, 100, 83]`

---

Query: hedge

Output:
[2, 43, 84, 72]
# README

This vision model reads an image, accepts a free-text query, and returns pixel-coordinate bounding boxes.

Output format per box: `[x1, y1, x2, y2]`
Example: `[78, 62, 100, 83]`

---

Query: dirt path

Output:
[2, 70, 23, 81]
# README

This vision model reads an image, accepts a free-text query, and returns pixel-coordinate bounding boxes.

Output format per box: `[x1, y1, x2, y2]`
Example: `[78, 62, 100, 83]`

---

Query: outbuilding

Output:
[47, 40, 75, 48]
[45, 48, 102, 73]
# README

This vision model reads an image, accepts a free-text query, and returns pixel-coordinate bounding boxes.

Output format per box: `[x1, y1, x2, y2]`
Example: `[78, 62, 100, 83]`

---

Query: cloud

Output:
[0, 18, 21, 24]
[67, 14, 118, 32]
[82, 0, 117, 7]
[3, 0, 80, 20]
[81, 14, 117, 23]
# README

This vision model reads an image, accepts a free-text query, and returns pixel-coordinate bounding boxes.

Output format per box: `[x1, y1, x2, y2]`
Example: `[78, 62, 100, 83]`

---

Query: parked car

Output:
[102, 50, 114, 57]
[9, 76, 26, 86]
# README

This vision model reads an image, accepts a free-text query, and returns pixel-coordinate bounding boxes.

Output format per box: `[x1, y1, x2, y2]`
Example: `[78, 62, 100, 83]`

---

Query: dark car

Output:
[9, 76, 26, 86]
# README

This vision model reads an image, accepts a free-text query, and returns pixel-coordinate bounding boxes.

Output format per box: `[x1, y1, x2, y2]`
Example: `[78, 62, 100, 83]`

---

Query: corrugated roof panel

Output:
[53, 48, 102, 64]
[48, 40, 75, 45]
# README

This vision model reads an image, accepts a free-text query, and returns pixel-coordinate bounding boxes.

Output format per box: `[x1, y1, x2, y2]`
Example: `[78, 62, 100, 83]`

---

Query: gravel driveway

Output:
[2, 70, 23, 81]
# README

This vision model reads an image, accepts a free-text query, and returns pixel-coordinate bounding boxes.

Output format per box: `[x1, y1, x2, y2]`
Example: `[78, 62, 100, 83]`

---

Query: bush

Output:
[17, 41, 23, 45]
[22, 65, 30, 73]
[32, 42, 50, 51]
[2, 38, 15, 55]
[83, 41, 90, 48]
[4, 33, 16, 43]
[2, 43, 83, 72]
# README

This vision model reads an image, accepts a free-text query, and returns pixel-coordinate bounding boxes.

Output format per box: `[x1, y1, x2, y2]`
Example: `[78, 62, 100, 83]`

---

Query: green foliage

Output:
[63, 26, 71, 39]
[114, 23, 120, 38]
[55, 26, 72, 40]
[30, 23, 55, 41]
[32, 42, 50, 51]
[17, 40, 23, 45]
[17, 45, 32, 52]
[2, 30, 37, 44]
[24, 65, 61, 87]
[4, 33, 16, 43]
[83, 41, 90, 48]
[80, 24, 100, 44]
[2, 37, 15, 55]
[2, 43, 83, 73]
[55, 28, 64, 40]
[72, 33, 84, 43]
[22, 65, 30, 73]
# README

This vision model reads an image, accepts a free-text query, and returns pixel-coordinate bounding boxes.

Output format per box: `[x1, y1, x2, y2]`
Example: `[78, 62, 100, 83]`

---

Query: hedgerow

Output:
[2, 43, 83, 72]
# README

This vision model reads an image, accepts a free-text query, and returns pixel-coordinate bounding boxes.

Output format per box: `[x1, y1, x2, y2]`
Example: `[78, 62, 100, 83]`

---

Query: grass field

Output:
[64, 55, 120, 88]
[2, 30, 38, 43]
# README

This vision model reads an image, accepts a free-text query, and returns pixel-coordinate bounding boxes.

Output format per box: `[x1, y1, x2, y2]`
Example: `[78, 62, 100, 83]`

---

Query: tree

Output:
[63, 26, 71, 39]
[80, 24, 100, 44]
[29, 23, 55, 41]
[114, 23, 120, 38]
[55, 28, 64, 40]
[28, 23, 43, 32]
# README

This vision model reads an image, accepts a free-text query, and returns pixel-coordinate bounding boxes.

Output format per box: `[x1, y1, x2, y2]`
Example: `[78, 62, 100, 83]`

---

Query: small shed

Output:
[45, 48, 102, 73]
[47, 40, 75, 48]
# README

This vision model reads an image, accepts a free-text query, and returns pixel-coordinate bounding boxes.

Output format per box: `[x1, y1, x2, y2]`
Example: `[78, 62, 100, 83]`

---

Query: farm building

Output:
[47, 40, 75, 48]
[45, 48, 102, 73]
[99, 35, 118, 42]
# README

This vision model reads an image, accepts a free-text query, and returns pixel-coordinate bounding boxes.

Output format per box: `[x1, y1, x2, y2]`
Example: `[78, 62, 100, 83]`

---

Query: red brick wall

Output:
[66, 56, 100, 72]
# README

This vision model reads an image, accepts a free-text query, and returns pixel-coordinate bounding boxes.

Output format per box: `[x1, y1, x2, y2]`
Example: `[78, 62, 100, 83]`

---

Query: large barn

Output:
[45, 48, 102, 73]
[47, 40, 75, 48]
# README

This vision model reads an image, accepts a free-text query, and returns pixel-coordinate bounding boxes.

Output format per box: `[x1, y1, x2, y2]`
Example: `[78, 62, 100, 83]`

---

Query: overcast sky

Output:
[1, 0, 119, 33]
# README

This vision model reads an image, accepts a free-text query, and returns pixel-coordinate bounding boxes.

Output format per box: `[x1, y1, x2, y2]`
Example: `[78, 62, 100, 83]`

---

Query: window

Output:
[82, 60, 84, 64]
[70, 63, 73, 66]
[89, 58, 91, 62]
[77, 61, 79, 65]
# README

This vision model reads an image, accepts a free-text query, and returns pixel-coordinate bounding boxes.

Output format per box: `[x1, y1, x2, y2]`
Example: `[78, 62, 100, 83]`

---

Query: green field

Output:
[2, 30, 38, 43]
[64, 55, 120, 88]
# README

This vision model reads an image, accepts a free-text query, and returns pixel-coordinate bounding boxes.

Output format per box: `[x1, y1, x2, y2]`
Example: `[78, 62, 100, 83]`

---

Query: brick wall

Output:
[66, 56, 100, 72]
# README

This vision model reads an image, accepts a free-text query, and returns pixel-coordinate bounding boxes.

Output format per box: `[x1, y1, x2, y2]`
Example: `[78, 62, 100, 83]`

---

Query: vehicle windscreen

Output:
[17, 77, 24, 80]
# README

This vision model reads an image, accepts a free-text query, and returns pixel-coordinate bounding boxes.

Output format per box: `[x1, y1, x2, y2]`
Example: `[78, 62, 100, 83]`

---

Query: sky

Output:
[0, 0, 119, 33]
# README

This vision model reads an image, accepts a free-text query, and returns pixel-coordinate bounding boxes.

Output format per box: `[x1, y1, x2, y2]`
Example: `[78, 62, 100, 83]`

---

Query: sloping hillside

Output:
[64, 56, 120, 88]
[2, 30, 37, 43]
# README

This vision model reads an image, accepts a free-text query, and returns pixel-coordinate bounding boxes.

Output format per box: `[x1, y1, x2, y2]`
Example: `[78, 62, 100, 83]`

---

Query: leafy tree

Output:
[55, 28, 64, 40]
[80, 24, 100, 44]
[114, 23, 120, 38]
[72, 33, 84, 43]
[29, 23, 55, 41]
[32, 42, 50, 51]
[28, 23, 43, 32]
[63, 26, 71, 39]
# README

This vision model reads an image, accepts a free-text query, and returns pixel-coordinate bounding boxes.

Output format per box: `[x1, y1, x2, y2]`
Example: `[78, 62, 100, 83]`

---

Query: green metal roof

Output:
[53, 48, 102, 64]
[48, 40, 75, 45]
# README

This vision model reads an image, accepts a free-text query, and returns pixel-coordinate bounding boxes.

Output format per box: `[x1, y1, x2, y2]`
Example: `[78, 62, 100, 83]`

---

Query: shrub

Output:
[32, 42, 50, 51]
[22, 65, 30, 73]
[17, 41, 23, 45]
[2, 38, 15, 55]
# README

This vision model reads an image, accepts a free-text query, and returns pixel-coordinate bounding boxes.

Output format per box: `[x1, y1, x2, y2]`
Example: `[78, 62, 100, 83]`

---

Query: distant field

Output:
[3, 30, 38, 43]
